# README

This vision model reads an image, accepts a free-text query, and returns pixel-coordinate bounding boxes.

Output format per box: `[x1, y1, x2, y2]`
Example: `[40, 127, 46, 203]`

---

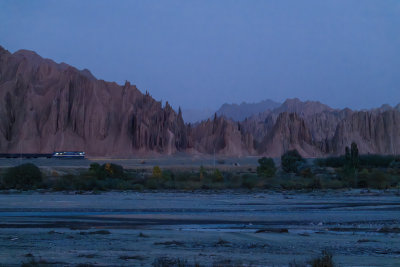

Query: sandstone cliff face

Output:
[242, 98, 339, 142]
[257, 112, 321, 157]
[0, 46, 187, 156]
[329, 110, 400, 155]
[1, 46, 399, 157]
[240, 99, 400, 156]
[188, 115, 254, 156]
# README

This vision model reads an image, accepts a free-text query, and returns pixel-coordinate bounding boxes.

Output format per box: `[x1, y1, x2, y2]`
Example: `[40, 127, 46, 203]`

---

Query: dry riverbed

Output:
[1, 190, 400, 266]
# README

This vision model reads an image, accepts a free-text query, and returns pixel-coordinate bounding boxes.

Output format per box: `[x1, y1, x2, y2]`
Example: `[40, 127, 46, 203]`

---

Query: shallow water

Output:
[1, 190, 400, 266]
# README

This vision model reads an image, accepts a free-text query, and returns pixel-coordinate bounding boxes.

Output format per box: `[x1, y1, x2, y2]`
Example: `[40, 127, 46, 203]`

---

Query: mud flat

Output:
[1, 190, 400, 266]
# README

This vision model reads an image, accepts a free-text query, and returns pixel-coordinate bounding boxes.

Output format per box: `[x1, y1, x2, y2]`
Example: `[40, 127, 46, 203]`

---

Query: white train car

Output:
[52, 151, 85, 159]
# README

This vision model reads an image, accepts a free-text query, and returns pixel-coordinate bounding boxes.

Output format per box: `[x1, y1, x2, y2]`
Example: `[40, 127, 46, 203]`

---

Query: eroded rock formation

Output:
[0, 46, 187, 156]
[1, 46, 399, 157]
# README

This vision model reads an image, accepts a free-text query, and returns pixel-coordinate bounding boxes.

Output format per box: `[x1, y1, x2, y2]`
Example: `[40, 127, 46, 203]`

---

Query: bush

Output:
[320, 177, 346, 189]
[103, 163, 124, 178]
[297, 162, 314, 178]
[224, 174, 242, 189]
[89, 163, 101, 172]
[310, 250, 334, 267]
[367, 169, 390, 189]
[281, 150, 304, 173]
[359, 154, 395, 168]
[53, 174, 102, 191]
[212, 169, 224, 183]
[279, 176, 314, 190]
[199, 165, 207, 180]
[89, 163, 125, 179]
[316, 154, 396, 169]
[339, 167, 358, 188]
[152, 166, 162, 179]
[311, 177, 322, 189]
[315, 156, 345, 168]
[145, 178, 160, 189]
[132, 184, 144, 191]
[2, 163, 42, 189]
[257, 157, 276, 177]
[241, 174, 259, 189]
[390, 157, 400, 169]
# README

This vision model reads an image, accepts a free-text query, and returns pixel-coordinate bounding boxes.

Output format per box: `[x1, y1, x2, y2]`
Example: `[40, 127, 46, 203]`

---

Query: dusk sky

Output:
[1, 0, 399, 110]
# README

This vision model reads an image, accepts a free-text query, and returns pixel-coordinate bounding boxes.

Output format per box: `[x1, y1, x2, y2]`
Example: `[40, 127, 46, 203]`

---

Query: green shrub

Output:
[320, 177, 345, 189]
[53, 174, 74, 191]
[241, 174, 258, 189]
[281, 149, 305, 173]
[89, 163, 101, 172]
[115, 180, 133, 190]
[316, 154, 396, 169]
[145, 178, 160, 189]
[367, 169, 390, 189]
[104, 163, 124, 178]
[339, 167, 358, 187]
[224, 174, 242, 188]
[298, 164, 314, 178]
[315, 156, 345, 168]
[162, 169, 174, 180]
[53, 174, 108, 191]
[125, 169, 142, 180]
[310, 250, 334, 267]
[360, 155, 396, 168]
[257, 157, 276, 177]
[132, 183, 144, 191]
[390, 157, 400, 168]
[279, 176, 313, 190]
[212, 169, 224, 183]
[199, 165, 207, 180]
[311, 177, 322, 189]
[152, 166, 162, 178]
[2, 163, 42, 189]
[89, 163, 125, 179]
[356, 168, 370, 188]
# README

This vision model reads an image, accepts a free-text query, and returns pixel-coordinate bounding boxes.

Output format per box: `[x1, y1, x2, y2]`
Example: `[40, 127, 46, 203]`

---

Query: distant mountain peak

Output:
[275, 98, 334, 116]
[216, 99, 281, 121]
[379, 104, 392, 111]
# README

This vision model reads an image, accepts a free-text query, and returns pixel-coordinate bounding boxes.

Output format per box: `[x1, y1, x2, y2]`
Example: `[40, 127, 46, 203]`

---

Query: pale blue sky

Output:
[1, 0, 399, 110]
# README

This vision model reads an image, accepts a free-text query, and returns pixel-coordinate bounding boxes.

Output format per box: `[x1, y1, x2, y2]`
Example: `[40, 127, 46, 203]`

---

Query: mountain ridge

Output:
[1, 46, 399, 157]
[216, 99, 281, 121]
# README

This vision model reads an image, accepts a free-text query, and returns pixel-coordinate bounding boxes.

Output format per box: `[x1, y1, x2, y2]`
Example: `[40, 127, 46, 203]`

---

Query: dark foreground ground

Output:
[1, 191, 400, 266]
[0, 156, 260, 169]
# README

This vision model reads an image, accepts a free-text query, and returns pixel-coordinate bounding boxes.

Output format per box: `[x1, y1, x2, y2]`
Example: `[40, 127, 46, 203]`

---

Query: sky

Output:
[1, 0, 400, 111]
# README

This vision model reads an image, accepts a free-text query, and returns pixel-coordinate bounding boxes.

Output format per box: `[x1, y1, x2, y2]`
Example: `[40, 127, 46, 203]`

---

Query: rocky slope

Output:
[0, 46, 187, 156]
[189, 115, 254, 156]
[328, 110, 400, 155]
[0, 46, 399, 157]
[241, 99, 400, 156]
